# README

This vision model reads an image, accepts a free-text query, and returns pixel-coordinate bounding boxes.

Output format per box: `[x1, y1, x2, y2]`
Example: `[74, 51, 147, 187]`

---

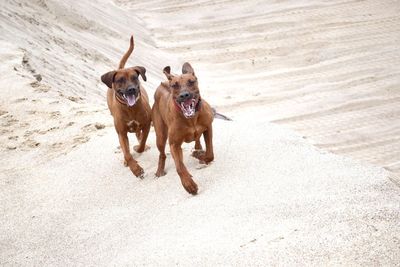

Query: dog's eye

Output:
[171, 82, 179, 89]
[187, 80, 195, 86]
[116, 77, 125, 83]
[130, 75, 137, 81]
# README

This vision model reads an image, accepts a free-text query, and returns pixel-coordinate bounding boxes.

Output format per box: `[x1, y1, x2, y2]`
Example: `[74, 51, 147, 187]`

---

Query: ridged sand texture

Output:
[117, 0, 400, 175]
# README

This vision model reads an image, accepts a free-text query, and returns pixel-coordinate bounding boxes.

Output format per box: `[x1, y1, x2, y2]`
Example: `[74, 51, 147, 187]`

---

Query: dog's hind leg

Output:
[134, 123, 150, 153]
[192, 138, 204, 159]
[202, 125, 214, 164]
[192, 125, 214, 164]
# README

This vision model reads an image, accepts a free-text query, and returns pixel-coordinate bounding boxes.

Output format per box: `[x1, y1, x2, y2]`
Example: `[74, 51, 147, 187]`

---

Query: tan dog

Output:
[152, 63, 214, 194]
[101, 36, 151, 178]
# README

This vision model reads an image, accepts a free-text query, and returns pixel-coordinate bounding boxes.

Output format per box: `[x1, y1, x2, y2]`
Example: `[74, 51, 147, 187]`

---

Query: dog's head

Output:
[163, 62, 201, 118]
[101, 66, 146, 107]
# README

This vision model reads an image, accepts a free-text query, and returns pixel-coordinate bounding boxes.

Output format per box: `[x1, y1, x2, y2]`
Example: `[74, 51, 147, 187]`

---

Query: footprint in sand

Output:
[22, 138, 40, 148]
[14, 98, 28, 103]
[67, 96, 83, 102]
[24, 129, 39, 138]
[31, 81, 50, 92]
[50, 111, 61, 119]
[72, 135, 90, 146]
[51, 142, 63, 148]
[1, 117, 19, 127]
[21, 53, 44, 85]
[94, 123, 105, 130]
[38, 126, 59, 135]
[81, 123, 106, 133]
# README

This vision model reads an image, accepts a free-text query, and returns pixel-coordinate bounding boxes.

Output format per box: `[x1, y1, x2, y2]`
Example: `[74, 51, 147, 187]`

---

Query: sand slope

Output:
[0, 0, 175, 172]
[0, 0, 400, 265]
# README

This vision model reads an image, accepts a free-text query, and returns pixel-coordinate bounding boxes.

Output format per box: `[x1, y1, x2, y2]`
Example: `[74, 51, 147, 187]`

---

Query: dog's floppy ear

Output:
[182, 62, 195, 75]
[163, 66, 173, 81]
[133, 66, 147, 82]
[101, 71, 116, 88]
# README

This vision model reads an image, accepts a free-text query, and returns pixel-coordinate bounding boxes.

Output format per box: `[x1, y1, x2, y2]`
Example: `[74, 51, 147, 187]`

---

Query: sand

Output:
[1, 0, 399, 265]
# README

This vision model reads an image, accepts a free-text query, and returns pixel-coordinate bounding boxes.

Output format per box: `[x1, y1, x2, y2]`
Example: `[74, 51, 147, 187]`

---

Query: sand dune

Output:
[1, 0, 399, 265]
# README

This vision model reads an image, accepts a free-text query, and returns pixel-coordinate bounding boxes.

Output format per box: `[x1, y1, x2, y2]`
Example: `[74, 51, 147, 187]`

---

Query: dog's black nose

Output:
[127, 86, 138, 94]
[178, 91, 193, 101]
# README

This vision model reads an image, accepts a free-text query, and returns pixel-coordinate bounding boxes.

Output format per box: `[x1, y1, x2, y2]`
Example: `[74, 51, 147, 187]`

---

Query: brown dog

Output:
[152, 62, 214, 194]
[101, 36, 151, 178]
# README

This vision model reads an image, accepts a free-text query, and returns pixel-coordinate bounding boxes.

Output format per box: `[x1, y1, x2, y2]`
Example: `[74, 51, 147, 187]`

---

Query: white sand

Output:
[1, 0, 399, 265]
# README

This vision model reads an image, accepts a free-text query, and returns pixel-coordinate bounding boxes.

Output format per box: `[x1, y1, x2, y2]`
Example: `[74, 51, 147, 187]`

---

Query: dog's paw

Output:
[192, 150, 213, 165]
[134, 144, 150, 153]
[138, 171, 145, 179]
[155, 169, 167, 177]
[181, 177, 198, 195]
[130, 164, 144, 179]
[191, 149, 205, 159]
[199, 156, 214, 165]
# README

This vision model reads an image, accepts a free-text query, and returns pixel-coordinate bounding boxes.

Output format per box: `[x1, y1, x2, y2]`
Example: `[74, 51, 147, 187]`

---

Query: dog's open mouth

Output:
[122, 93, 136, 107]
[177, 98, 197, 118]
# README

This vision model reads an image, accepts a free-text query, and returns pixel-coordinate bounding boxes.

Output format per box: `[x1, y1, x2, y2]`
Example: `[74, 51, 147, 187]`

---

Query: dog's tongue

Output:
[126, 95, 136, 106]
[183, 99, 192, 106]
[180, 99, 196, 118]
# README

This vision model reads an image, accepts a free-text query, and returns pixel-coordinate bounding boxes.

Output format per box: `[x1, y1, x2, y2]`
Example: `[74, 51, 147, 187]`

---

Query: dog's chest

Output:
[126, 119, 140, 133]
[183, 124, 205, 143]
[122, 110, 149, 133]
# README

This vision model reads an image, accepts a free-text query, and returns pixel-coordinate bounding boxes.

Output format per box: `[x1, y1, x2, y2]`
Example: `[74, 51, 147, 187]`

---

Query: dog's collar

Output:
[174, 97, 202, 114]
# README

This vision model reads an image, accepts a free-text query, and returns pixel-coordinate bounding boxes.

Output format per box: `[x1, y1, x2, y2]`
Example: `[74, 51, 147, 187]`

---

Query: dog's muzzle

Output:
[176, 93, 200, 118]
[119, 86, 140, 107]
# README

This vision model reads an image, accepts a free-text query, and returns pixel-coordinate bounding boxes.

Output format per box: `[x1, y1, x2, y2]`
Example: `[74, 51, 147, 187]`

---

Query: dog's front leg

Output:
[169, 142, 198, 195]
[118, 131, 144, 178]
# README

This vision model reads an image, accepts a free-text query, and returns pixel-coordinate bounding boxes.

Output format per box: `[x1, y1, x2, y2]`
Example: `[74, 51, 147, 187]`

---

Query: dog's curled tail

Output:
[212, 107, 232, 121]
[118, 35, 134, 69]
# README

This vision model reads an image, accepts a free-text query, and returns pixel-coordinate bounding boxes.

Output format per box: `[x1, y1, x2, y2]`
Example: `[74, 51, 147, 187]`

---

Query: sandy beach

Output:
[1, 0, 399, 265]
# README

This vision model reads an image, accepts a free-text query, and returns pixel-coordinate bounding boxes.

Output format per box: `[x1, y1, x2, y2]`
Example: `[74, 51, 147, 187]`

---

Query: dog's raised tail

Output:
[118, 35, 134, 69]
[211, 107, 232, 121]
